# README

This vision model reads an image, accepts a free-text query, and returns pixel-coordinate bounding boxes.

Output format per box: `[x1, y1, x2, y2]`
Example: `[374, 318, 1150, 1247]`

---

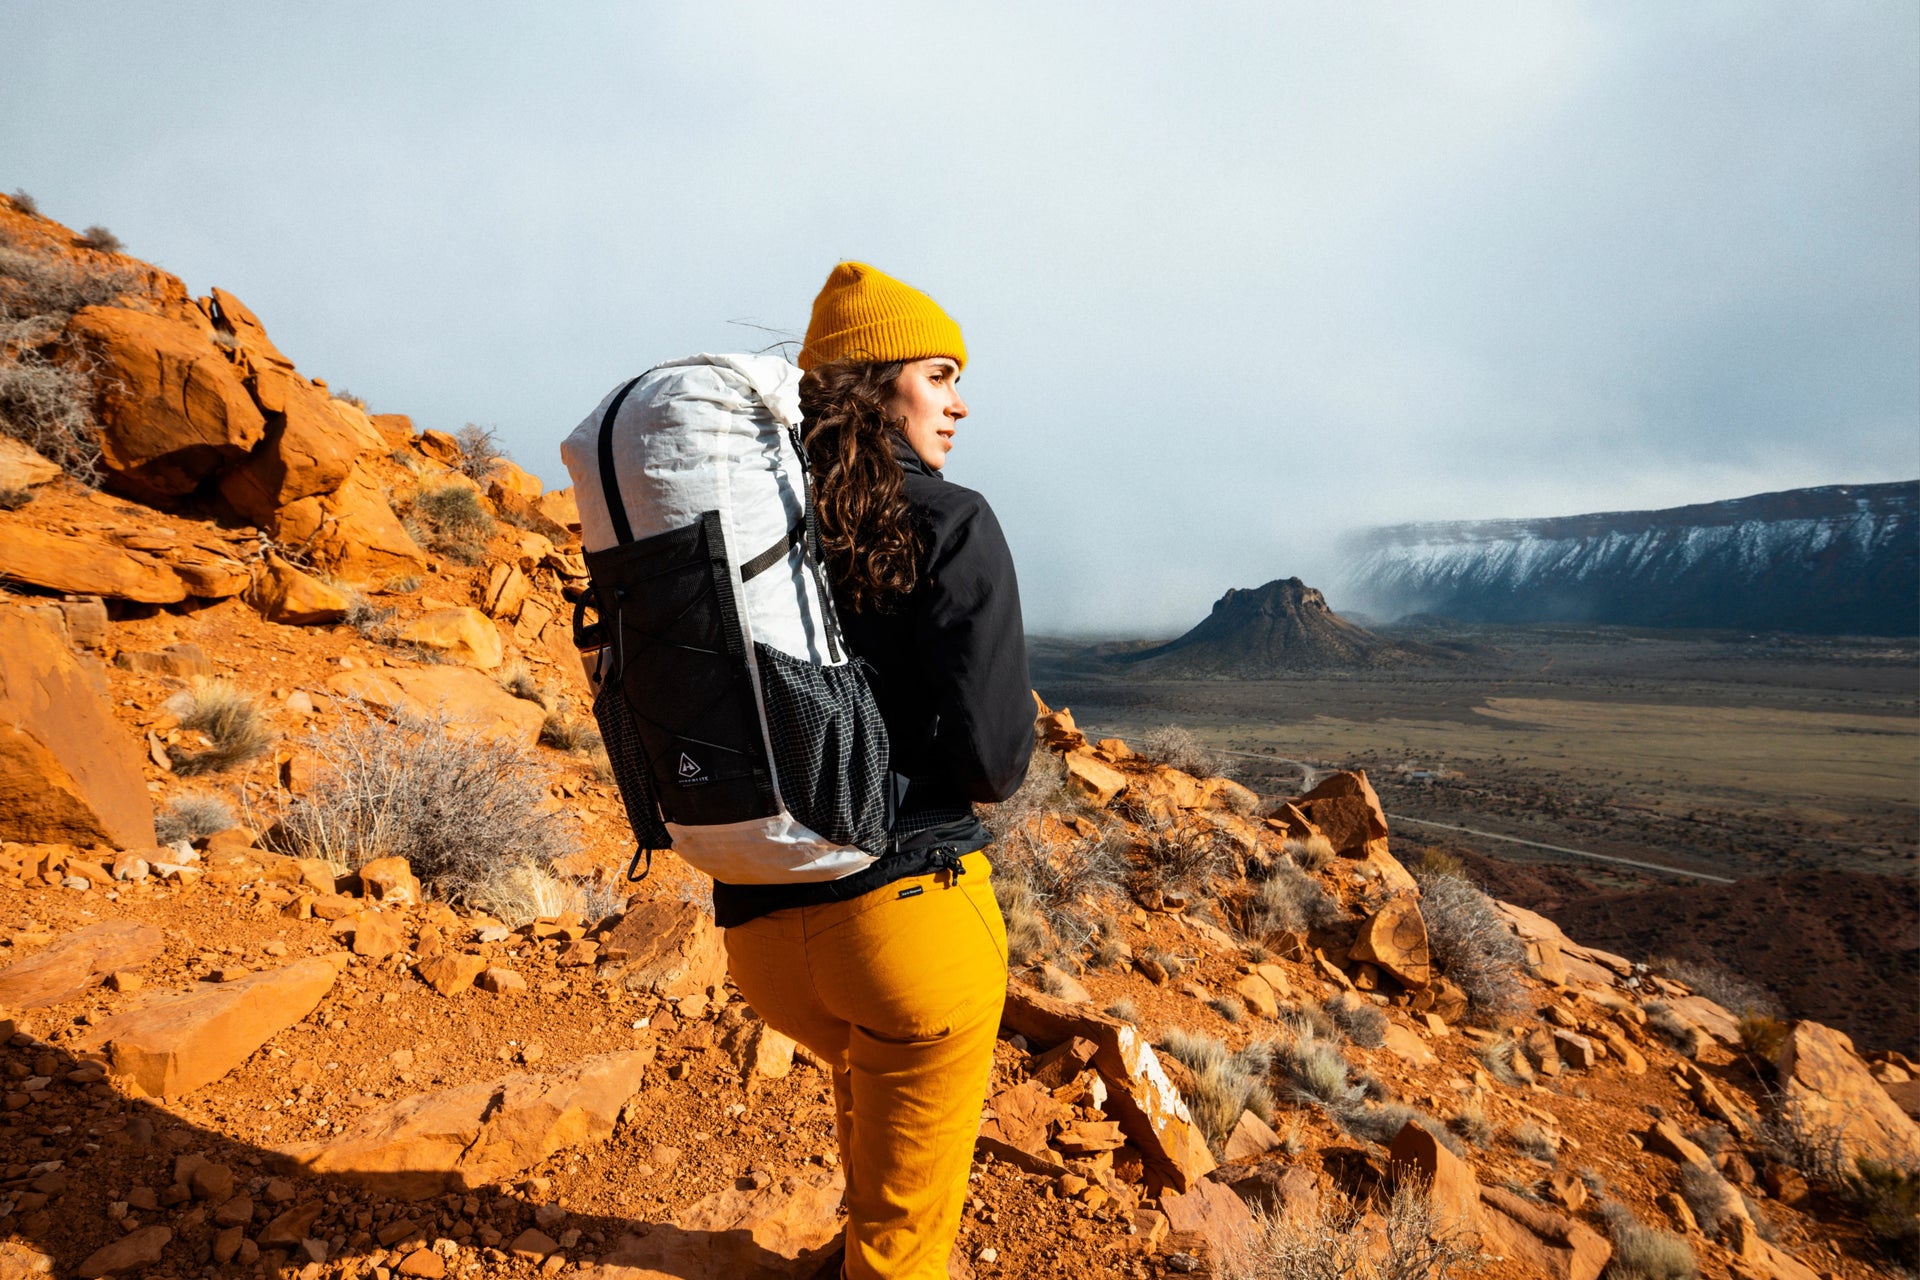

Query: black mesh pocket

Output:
[754, 642, 892, 852]
[592, 677, 673, 851]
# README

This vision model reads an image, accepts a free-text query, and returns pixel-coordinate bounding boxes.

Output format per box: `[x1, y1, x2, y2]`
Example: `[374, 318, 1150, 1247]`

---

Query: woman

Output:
[717, 262, 1034, 1280]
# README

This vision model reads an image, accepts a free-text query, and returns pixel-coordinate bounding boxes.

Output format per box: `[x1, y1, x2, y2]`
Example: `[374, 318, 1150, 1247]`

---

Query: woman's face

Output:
[887, 357, 967, 471]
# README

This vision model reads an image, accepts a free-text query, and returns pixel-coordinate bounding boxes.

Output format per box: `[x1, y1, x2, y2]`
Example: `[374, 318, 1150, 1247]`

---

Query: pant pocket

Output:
[813, 879, 1007, 1041]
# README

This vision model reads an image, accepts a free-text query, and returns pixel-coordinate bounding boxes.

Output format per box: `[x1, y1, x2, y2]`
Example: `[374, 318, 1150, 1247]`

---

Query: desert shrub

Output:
[1598, 1201, 1696, 1280]
[1650, 956, 1782, 1019]
[76, 225, 124, 254]
[1412, 861, 1526, 1021]
[1283, 834, 1336, 871]
[344, 593, 396, 641]
[0, 236, 142, 320]
[154, 792, 236, 846]
[497, 660, 546, 705]
[1276, 1021, 1365, 1116]
[0, 484, 30, 510]
[1219, 1176, 1477, 1280]
[1134, 725, 1231, 779]
[1479, 1032, 1535, 1087]
[1134, 818, 1228, 897]
[1685, 1124, 1729, 1157]
[1676, 1162, 1743, 1239]
[1840, 1158, 1920, 1267]
[1644, 1001, 1702, 1057]
[1137, 945, 1186, 980]
[1243, 861, 1340, 938]
[331, 387, 367, 409]
[165, 679, 272, 776]
[1508, 1121, 1558, 1162]
[270, 706, 579, 924]
[1105, 997, 1141, 1025]
[1087, 914, 1126, 969]
[1038, 966, 1080, 999]
[990, 818, 1126, 963]
[540, 705, 603, 755]
[1450, 1101, 1493, 1148]
[384, 573, 422, 594]
[453, 422, 503, 483]
[0, 345, 103, 483]
[1209, 996, 1247, 1024]
[1321, 993, 1387, 1048]
[1158, 1029, 1275, 1150]
[9, 190, 38, 216]
[1737, 1014, 1788, 1063]
[997, 877, 1052, 966]
[1753, 1094, 1848, 1184]
[981, 746, 1070, 838]
[409, 482, 496, 564]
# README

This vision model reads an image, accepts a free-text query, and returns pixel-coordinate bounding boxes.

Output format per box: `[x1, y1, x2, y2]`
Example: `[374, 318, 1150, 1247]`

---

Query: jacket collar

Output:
[890, 434, 943, 480]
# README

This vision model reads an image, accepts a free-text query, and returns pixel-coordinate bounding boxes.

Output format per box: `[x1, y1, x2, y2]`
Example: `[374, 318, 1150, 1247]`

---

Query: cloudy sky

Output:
[7, 2, 1915, 633]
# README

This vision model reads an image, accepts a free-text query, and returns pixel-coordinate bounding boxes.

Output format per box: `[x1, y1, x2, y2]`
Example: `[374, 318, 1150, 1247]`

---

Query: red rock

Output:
[1381, 1022, 1436, 1065]
[1774, 1019, 1920, 1166]
[1349, 894, 1431, 989]
[1160, 1177, 1256, 1265]
[720, 1018, 798, 1079]
[480, 967, 527, 994]
[74, 1225, 172, 1277]
[66, 304, 264, 498]
[113, 642, 214, 678]
[399, 608, 503, 669]
[416, 429, 462, 466]
[481, 562, 533, 621]
[324, 666, 546, 743]
[246, 553, 349, 625]
[1061, 749, 1127, 807]
[535, 487, 580, 534]
[593, 1167, 845, 1278]
[0, 437, 60, 491]
[1214, 1162, 1318, 1222]
[602, 897, 728, 1001]
[1553, 1029, 1597, 1070]
[347, 910, 404, 960]
[1232, 974, 1278, 1019]
[357, 856, 423, 905]
[1000, 980, 1216, 1192]
[1035, 703, 1087, 751]
[370, 413, 414, 446]
[396, 1248, 445, 1278]
[1477, 1185, 1611, 1280]
[79, 956, 339, 1096]
[268, 462, 427, 585]
[416, 953, 487, 996]
[219, 367, 380, 518]
[0, 920, 163, 1010]
[257, 1200, 322, 1246]
[278, 1050, 654, 1198]
[1388, 1120, 1480, 1242]
[1222, 1109, 1282, 1161]
[976, 1080, 1071, 1173]
[0, 526, 186, 604]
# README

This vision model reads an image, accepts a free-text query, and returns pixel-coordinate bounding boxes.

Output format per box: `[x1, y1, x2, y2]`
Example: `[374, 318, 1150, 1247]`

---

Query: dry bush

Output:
[997, 877, 1052, 967]
[1738, 1014, 1788, 1062]
[1508, 1121, 1559, 1162]
[1132, 817, 1229, 898]
[1599, 1201, 1697, 1280]
[0, 345, 104, 483]
[1242, 861, 1340, 939]
[154, 792, 236, 846]
[1209, 996, 1247, 1024]
[1284, 834, 1336, 871]
[1478, 1033, 1535, 1087]
[1451, 1101, 1493, 1148]
[453, 422, 504, 482]
[1321, 992, 1387, 1048]
[165, 680, 272, 776]
[1106, 997, 1141, 1025]
[384, 573, 422, 594]
[1087, 914, 1126, 969]
[1276, 1020, 1365, 1115]
[408, 483, 496, 564]
[1411, 862, 1526, 1022]
[1676, 1162, 1744, 1239]
[269, 706, 578, 925]
[1158, 1028, 1275, 1152]
[0, 484, 30, 510]
[0, 236, 142, 321]
[990, 820, 1127, 963]
[331, 387, 367, 409]
[1650, 956, 1782, 1019]
[1840, 1158, 1920, 1268]
[1644, 1001, 1702, 1058]
[1133, 725, 1231, 779]
[540, 704, 603, 755]
[343, 593, 396, 641]
[497, 660, 547, 706]
[1345, 1104, 1464, 1155]
[76, 225, 124, 253]
[981, 746, 1070, 838]
[8, 190, 38, 216]
[1219, 1175, 1479, 1280]
[1753, 1094, 1848, 1185]
[1137, 945, 1186, 980]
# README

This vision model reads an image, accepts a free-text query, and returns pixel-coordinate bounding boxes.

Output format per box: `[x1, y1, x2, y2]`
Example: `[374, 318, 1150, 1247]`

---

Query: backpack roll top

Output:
[561, 355, 893, 886]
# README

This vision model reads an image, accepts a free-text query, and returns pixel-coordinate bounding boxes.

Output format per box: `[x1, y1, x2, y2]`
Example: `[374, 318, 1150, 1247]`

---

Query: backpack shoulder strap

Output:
[595, 375, 646, 545]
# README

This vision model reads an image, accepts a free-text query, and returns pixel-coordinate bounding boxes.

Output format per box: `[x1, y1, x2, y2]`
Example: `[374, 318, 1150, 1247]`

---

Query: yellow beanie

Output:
[799, 261, 966, 371]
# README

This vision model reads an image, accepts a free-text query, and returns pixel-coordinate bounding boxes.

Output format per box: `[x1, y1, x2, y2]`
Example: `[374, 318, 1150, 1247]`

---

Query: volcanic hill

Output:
[1116, 577, 1425, 676]
[1, 192, 1916, 1280]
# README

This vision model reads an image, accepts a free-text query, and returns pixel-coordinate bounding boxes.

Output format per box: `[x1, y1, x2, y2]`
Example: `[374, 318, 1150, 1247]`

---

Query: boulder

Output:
[74, 1225, 173, 1278]
[324, 666, 547, 743]
[0, 609, 155, 847]
[1295, 770, 1388, 853]
[535, 486, 580, 533]
[1214, 1161, 1318, 1222]
[1667, 994, 1741, 1045]
[1232, 974, 1278, 1020]
[416, 430, 462, 466]
[0, 920, 163, 1009]
[357, 856, 423, 904]
[0, 437, 61, 490]
[1476, 1185, 1611, 1280]
[246, 553, 349, 625]
[481, 561, 533, 621]
[1035, 702, 1087, 751]
[1774, 1019, 1920, 1166]
[1381, 1022, 1436, 1065]
[1000, 980, 1216, 1192]
[1348, 894, 1431, 988]
[66, 304, 265, 498]
[278, 1050, 653, 1198]
[976, 1080, 1071, 1173]
[0, 526, 185, 603]
[1061, 748, 1126, 807]
[601, 897, 728, 1001]
[590, 1166, 845, 1279]
[269, 462, 428, 584]
[400, 608, 504, 669]
[79, 956, 339, 1096]
[1222, 1109, 1282, 1161]
[415, 953, 487, 996]
[219, 367, 380, 519]
[207, 287, 294, 369]
[1159, 1177, 1257, 1266]
[1387, 1121, 1480, 1242]
[486, 459, 543, 499]
[369, 413, 414, 447]
[112, 642, 214, 678]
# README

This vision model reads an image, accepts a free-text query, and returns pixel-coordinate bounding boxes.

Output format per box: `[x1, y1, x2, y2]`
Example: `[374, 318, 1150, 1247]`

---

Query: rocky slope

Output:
[2, 197, 1917, 1280]
[1116, 578, 1425, 676]
[1342, 482, 1920, 635]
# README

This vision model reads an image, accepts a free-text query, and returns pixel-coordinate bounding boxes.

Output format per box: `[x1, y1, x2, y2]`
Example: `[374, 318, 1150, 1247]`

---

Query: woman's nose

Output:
[950, 395, 968, 419]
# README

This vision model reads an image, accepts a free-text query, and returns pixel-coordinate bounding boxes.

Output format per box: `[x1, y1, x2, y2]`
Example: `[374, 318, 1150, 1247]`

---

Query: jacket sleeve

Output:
[911, 492, 1033, 803]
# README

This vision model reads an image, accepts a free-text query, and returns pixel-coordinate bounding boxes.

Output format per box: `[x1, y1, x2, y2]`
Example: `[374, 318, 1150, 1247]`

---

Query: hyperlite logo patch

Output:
[676, 752, 707, 784]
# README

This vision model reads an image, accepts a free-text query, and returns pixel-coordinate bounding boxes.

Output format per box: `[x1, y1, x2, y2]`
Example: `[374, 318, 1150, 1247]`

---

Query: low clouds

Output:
[5, 2, 1914, 633]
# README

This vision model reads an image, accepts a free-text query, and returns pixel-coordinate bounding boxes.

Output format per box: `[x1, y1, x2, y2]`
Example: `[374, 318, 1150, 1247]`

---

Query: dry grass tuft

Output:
[497, 660, 548, 706]
[1105, 997, 1141, 1025]
[1133, 725, 1232, 779]
[1284, 834, 1337, 871]
[76, 225, 124, 254]
[1650, 955, 1782, 1019]
[1209, 996, 1247, 1024]
[1478, 1032, 1535, 1087]
[0, 483, 31, 510]
[1599, 1201, 1697, 1280]
[1158, 1028, 1275, 1151]
[539, 704, 603, 755]
[1242, 861, 1340, 939]
[1644, 1000, 1702, 1057]
[154, 792, 236, 845]
[989, 815, 1126, 964]
[165, 679, 273, 776]
[1508, 1121, 1559, 1162]
[1320, 992, 1387, 1048]
[407, 483, 496, 564]
[1219, 1176, 1478, 1280]
[1450, 1101, 1493, 1148]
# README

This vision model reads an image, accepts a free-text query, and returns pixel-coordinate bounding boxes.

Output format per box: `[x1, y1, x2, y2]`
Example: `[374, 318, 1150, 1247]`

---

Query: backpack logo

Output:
[676, 752, 707, 783]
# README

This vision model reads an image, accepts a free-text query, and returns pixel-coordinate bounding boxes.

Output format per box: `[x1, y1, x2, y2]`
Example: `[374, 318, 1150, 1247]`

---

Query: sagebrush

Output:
[1411, 861, 1526, 1021]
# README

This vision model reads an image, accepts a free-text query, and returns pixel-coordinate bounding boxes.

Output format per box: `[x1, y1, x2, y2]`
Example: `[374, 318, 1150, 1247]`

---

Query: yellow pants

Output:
[725, 850, 1008, 1280]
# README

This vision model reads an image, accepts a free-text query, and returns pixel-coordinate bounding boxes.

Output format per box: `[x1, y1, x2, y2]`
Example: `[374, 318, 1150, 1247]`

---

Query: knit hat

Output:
[799, 261, 966, 371]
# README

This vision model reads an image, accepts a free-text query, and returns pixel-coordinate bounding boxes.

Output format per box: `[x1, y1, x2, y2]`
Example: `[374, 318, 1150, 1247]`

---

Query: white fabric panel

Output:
[667, 814, 878, 884]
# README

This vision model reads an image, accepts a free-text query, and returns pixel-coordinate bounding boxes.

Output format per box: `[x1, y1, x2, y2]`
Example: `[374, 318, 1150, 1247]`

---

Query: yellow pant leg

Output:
[804, 853, 1007, 1279]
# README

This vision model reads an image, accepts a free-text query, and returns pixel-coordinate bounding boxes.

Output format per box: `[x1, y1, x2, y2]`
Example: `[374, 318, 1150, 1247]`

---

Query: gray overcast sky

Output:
[6, 2, 1916, 634]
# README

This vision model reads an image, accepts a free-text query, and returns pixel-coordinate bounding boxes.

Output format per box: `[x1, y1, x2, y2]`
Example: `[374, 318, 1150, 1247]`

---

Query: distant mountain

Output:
[1342, 481, 1919, 635]
[1117, 577, 1425, 675]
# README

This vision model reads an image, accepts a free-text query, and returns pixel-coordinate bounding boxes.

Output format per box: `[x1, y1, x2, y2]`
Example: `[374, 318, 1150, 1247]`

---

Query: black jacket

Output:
[711, 438, 1032, 926]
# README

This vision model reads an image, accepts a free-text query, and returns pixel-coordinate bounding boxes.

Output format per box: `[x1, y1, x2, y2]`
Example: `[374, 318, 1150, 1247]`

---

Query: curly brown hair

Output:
[798, 359, 920, 613]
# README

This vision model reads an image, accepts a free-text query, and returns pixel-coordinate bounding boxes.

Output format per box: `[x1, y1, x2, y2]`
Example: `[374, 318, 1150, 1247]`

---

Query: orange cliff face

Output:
[0, 194, 1914, 1280]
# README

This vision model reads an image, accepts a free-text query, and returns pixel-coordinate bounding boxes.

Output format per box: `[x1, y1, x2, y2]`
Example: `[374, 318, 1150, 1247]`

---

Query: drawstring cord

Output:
[926, 846, 967, 884]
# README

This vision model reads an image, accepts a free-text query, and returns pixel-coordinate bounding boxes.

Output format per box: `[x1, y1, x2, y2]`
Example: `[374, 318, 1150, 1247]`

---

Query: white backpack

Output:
[560, 354, 892, 885]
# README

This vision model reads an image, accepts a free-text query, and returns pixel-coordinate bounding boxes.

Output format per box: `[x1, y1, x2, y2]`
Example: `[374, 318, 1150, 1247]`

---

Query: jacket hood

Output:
[890, 434, 943, 481]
